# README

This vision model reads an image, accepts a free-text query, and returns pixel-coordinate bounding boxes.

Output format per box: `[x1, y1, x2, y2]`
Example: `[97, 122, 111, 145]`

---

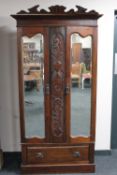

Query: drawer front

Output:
[27, 146, 89, 164]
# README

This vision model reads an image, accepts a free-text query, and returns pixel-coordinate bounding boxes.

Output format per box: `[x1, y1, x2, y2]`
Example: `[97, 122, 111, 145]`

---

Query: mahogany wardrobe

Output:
[11, 4, 102, 173]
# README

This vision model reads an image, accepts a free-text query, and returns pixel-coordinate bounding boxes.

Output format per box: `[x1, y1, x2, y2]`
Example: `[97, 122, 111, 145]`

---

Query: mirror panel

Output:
[22, 34, 45, 138]
[71, 33, 92, 137]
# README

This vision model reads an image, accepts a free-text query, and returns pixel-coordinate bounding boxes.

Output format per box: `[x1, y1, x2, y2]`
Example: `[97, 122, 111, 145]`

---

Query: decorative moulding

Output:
[11, 5, 102, 20]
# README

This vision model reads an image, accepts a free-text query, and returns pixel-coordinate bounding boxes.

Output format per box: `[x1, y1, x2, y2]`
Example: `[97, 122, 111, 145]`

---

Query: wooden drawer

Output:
[27, 146, 89, 164]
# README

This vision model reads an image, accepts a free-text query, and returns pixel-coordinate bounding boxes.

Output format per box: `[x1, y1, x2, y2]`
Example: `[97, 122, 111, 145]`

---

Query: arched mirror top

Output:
[71, 32, 92, 42]
[22, 33, 44, 39]
[22, 33, 43, 38]
[71, 32, 92, 39]
[21, 27, 46, 37]
[68, 27, 94, 37]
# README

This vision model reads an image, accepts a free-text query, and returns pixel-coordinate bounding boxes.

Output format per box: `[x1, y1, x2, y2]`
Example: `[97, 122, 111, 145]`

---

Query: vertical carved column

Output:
[49, 27, 66, 142]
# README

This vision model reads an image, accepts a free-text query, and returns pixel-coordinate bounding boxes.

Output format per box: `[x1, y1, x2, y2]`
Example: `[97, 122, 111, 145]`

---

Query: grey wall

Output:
[0, 18, 20, 151]
[111, 12, 117, 149]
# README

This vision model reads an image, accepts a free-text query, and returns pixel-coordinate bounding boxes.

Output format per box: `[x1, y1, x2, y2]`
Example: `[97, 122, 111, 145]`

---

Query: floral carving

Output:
[50, 28, 65, 138]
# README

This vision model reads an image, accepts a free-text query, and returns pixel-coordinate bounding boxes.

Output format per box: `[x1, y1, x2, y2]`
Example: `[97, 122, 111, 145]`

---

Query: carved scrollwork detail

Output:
[15, 4, 102, 19]
[28, 5, 40, 13]
[52, 97, 64, 137]
[50, 27, 65, 138]
[76, 5, 87, 13]
[49, 5, 66, 14]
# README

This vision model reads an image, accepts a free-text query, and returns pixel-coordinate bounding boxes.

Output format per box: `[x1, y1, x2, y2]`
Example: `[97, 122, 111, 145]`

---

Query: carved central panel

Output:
[50, 27, 65, 139]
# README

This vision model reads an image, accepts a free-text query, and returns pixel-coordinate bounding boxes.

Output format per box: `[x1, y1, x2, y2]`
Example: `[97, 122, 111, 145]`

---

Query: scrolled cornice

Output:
[12, 4, 102, 20]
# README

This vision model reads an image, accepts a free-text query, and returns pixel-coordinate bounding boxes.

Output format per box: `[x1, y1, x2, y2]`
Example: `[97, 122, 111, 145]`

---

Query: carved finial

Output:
[67, 9, 75, 14]
[88, 10, 99, 15]
[17, 10, 28, 14]
[49, 5, 66, 13]
[28, 5, 39, 13]
[76, 5, 87, 13]
[40, 9, 48, 14]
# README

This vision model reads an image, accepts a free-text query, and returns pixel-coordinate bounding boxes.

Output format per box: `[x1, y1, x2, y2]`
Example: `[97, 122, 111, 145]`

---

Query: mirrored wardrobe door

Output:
[21, 33, 45, 139]
[66, 27, 95, 141]
[70, 33, 92, 137]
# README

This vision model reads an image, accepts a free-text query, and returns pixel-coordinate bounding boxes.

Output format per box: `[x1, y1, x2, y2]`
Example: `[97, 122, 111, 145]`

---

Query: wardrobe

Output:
[11, 4, 102, 173]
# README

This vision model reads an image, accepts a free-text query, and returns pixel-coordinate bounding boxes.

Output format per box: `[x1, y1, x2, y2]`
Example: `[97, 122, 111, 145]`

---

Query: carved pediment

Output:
[15, 5, 102, 19]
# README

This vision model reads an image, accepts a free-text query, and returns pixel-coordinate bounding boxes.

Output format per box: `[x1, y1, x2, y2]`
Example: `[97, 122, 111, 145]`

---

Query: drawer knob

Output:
[36, 152, 44, 158]
[73, 151, 80, 158]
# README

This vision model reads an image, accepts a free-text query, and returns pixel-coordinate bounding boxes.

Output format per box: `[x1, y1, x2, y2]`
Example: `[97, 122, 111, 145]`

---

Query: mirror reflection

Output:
[22, 34, 45, 138]
[71, 33, 92, 137]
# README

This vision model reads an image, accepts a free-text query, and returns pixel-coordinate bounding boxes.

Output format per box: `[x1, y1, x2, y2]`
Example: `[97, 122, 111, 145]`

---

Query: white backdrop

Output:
[0, 0, 115, 151]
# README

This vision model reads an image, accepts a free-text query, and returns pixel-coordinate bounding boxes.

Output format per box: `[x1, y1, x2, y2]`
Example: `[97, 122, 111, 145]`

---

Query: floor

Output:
[0, 150, 117, 175]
